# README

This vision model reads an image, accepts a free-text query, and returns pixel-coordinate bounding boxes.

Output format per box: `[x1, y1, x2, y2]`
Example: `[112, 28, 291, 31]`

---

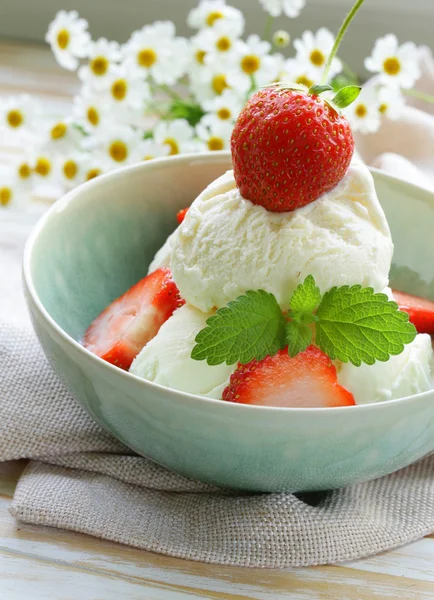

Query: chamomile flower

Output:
[0, 166, 30, 211]
[57, 153, 87, 189]
[202, 89, 242, 125]
[140, 140, 170, 161]
[196, 119, 232, 151]
[284, 58, 315, 88]
[0, 94, 40, 141]
[45, 10, 91, 71]
[293, 28, 342, 81]
[343, 86, 381, 134]
[189, 32, 212, 77]
[43, 118, 83, 153]
[259, 0, 306, 18]
[103, 65, 151, 112]
[365, 34, 421, 89]
[72, 89, 111, 132]
[95, 125, 144, 168]
[123, 22, 190, 85]
[187, 0, 244, 38]
[83, 159, 105, 182]
[195, 19, 241, 60]
[153, 119, 197, 155]
[231, 35, 279, 90]
[78, 38, 122, 90]
[190, 55, 239, 104]
[33, 152, 57, 182]
[377, 86, 406, 120]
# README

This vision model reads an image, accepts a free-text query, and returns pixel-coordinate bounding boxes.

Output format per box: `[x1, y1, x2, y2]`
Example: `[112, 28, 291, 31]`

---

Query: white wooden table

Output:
[2, 41, 434, 599]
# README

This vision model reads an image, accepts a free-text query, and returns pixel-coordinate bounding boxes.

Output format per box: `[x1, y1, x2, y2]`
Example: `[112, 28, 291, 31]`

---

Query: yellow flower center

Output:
[383, 57, 401, 76]
[207, 136, 224, 151]
[355, 104, 367, 118]
[63, 160, 78, 180]
[296, 74, 314, 88]
[109, 141, 128, 162]
[217, 107, 231, 120]
[57, 29, 70, 50]
[212, 74, 229, 94]
[18, 163, 31, 179]
[35, 157, 52, 177]
[51, 122, 67, 139]
[379, 103, 388, 114]
[163, 137, 179, 155]
[0, 187, 12, 206]
[241, 55, 261, 74]
[138, 48, 157, 67]
[111, 79, 128, 101]
[195, 50, 206, 65]
[309, 49, 326, 67]
[143, 155, 154, 161]
[86, 168, 101, 180]
[206, 11, 223, 26]
[7, 110, 23, 128]
[216, 36, 231, 52]
[87, 106, 99, 126]
[90, 56, 109, 76]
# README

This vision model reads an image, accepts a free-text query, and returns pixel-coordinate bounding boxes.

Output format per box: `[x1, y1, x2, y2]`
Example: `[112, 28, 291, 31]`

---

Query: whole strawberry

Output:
[231, 85, 355, 212]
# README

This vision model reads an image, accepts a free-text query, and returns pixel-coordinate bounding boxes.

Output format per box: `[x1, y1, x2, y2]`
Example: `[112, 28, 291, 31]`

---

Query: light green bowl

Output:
[23, 152, 434, 492]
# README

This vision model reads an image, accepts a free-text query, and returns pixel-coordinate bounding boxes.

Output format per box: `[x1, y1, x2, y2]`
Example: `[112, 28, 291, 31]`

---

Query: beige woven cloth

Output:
[2, 51, 434, 567]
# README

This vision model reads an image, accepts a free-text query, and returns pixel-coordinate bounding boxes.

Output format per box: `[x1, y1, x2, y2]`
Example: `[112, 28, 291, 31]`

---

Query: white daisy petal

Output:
[0, 165, 31, 212]
[78, 38, 122, 90]
[153, 119, 196, 155]
[258, 0, 305, 18]
[344, 86, 381, 134]
[45, 10, 91, 71]
[187, 1, 244, 37]
[293, 28, 341, 81]
[365, 35, 421, 89]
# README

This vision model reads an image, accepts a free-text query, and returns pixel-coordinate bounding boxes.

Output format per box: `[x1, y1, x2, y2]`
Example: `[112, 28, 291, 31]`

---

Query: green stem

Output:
[263, 14, 274, 42]
[321, 0, 365, 85]
[404, 88, 434, 104]
[159, 84, 184, 102]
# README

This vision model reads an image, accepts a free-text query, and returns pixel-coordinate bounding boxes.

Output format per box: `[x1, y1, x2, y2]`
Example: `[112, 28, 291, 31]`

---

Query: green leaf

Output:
[315, 285, 417, 366]
[286, 321, 312, 357]
[191, 290, 286, 366]
[308, 84, 333, 96]
[332, 85, 362, 109]
[289, 275, 322, 322]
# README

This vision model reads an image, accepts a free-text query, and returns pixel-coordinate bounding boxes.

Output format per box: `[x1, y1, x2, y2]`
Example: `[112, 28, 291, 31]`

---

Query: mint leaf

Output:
[191, 290, 286, 366]
[289, 275, 322, 322]
[316, 285, 417, 366]
[286, 321, 312, 357]
[332, 85, 361, 108]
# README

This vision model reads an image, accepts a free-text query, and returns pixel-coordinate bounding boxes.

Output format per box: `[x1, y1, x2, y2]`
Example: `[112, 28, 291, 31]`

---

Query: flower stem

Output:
[321, 0, 365, 85]
[263, 14, 274, 42]
[160, 84, 184, 102]
[404, 88, 434, 104]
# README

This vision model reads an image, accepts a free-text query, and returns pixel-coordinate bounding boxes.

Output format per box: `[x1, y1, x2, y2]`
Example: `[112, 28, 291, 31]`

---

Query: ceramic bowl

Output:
[23, 152, 434, 493]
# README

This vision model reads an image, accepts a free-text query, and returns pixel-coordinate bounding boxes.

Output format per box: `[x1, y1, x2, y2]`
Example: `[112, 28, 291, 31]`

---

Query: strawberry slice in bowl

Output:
[392, 290, 434, 336]
[83, 268, 184, 370]
[223, 346, 355, 408]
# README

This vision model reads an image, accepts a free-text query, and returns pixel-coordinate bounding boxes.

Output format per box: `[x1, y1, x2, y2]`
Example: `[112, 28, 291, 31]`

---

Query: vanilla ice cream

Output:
[130, 304, 234, 398]
[338, 334, 434, 404]
[161, 163, 393, 313]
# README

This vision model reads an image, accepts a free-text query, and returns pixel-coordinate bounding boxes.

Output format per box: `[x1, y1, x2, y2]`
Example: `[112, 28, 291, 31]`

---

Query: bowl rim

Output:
[23, 151, 434, 415]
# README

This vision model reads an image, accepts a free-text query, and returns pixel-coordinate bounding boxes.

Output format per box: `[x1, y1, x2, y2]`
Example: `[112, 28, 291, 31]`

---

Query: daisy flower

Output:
[196, 119, 232, 151]
[195, 19, 242, 60]
[0, 166, 30, 211]
[94, 125, 144, 168]
[187, 0, 244, 38]
[284, 58, 315, 88]
[189, 32, 212, 77]
[123, 21, 190, 85]
[103, 65, 151, 112]
[0, 94, 40, 141]
[43, 118, 83, 153]
[33, 152, 57, 183]
[45, 10, 90, 71]
[153, 119, 197, 155]
[56, 153, 88, 189]
[258, 0, 306, 19]
[343, 86, 381, 134]
[78, 38, 122, 90]
[190, 55, 239, 104]
[365, 34, 421, 89]
[140, 140, 170, 161]
[72, 89, 111, 132]
[377, 86, 406, 120]
[202, 89, 242, 125]
[293, 28, 342, 82]
[83, 158, 106, 182]
[231, 35, 279, 90]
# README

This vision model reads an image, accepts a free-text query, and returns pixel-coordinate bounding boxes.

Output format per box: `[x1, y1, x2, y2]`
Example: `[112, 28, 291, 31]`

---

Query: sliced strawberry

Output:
[177, 207, 189, 224]
[83, 268, 184, 370]
[223, 346, 355, 408]
[392, 289, 434, 335]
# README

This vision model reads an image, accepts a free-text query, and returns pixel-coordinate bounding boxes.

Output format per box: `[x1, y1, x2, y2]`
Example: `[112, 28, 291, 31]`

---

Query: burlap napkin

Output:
[3, 50, 434, 567]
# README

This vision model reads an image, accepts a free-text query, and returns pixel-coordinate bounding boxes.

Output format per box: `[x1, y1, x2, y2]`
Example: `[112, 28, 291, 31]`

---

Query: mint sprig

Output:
[191, 276, 417, 367]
